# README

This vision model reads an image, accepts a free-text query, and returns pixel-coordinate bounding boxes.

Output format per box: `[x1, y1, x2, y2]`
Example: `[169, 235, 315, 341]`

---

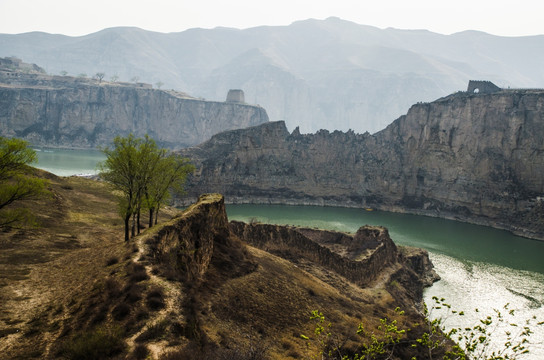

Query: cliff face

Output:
[179, 91, 544, 240]
[0, 79, 268, 149]
[144, 194, 232, 283]
[379, 91, 544, 238]
[4, 20, 544, 135]
[230, 222, 402, 287]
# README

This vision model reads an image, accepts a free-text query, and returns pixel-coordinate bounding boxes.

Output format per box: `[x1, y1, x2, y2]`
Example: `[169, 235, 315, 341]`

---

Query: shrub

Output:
[112, 303, 131, 321]
[131, 344, 149, 360]
[135, 319, 170, 343]
[90, 304, 109, 325]
[60, 325, 125, 360]
[146, 286, 166, 311]
[106, 256, 119, 266]
[128, 262, 149, 283]
[105, 278, 122, 299]
[124, 283, 143, 303]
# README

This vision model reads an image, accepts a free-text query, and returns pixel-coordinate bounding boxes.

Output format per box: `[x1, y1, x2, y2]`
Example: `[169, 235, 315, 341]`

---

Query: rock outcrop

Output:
[179, 90, 544, 240]
[138, 193, 439, 357]
[144, 193, 232, 283]
[144, 192, 438, 296]
[229, 222, 434, 288]
[0, 63, 269, 149]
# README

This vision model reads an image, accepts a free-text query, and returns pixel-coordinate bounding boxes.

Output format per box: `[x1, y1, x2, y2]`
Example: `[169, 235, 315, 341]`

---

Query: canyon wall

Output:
[0, 72, 268, 149]
[3, 19, 544, 134]
[179, 90, 544, 240]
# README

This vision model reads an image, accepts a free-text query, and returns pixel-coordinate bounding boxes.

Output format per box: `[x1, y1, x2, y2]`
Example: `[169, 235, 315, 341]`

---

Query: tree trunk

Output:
[124, 214, 130, 242]
[131, 213, 136, 237]
[148, 208, 154, 228]
[137, 210, 141, 234]
[154, 206, 159, 225]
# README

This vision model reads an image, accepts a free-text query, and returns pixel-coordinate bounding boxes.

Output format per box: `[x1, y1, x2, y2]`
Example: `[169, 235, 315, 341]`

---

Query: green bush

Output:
[302, 298, 543, 360]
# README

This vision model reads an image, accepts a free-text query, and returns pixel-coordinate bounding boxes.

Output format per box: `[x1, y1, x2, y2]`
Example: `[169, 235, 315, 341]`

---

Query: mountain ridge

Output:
[2, 17, 543, 133]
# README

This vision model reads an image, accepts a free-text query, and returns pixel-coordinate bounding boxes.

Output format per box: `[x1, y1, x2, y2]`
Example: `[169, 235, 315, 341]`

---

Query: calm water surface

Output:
[227, 204, 544, 358]
[33, 148, 544, 357]
[33, 147, 106, 176]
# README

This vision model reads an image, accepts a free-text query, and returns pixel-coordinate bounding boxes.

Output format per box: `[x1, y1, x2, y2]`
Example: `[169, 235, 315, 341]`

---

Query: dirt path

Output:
[123, 232, 186, 359]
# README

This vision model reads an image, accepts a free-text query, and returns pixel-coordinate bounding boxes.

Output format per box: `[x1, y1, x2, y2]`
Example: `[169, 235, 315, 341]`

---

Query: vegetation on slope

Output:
[0, 137, 49, 229]
[0, 138, 541, 359]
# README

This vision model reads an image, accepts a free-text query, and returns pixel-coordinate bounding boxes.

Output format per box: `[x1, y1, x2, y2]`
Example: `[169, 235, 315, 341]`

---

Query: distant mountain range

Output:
[1, 17, 543, 133]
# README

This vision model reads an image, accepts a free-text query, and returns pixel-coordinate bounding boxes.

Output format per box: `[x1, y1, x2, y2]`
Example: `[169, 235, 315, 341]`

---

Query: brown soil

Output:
[0, 170, 177, 359]
[0, 170, 434, 360]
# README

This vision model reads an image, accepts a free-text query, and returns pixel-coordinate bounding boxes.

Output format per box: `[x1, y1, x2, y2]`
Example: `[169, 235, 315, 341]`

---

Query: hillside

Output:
[0, 172, 439, 359]
[178, 87, 544, 240]
[1, 17, 543, 133]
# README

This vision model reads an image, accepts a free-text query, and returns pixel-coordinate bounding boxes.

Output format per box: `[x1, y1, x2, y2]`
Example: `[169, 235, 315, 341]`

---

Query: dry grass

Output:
[0, 169, 428, 359]
[0, 171, 178, 359]
[199, 245, 391, 359]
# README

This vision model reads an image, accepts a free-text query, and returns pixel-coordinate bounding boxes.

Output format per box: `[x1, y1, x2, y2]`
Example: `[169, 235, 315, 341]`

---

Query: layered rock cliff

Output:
[179, 90, 544, 240]
[3, 19, 544, 134]
[0, 68, 268, 149]
[229, 222, 437, 289]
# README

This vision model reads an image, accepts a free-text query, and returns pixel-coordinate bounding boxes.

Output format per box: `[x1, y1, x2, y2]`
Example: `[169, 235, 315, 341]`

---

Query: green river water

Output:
[227, 204, 544, 358]
[33, 147, 106, 177]
[35, 148, 544, 358]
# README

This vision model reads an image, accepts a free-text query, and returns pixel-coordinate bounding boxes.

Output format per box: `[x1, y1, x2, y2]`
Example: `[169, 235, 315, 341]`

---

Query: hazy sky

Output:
[1, 0, 543, 37]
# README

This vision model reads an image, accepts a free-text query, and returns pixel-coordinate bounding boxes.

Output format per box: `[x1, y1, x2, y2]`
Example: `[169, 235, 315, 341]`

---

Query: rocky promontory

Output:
[0, 170, 440, 359]
[180, 90, 544, 240]
[139, 193, 439, 357]
[0, 58, 269, 149]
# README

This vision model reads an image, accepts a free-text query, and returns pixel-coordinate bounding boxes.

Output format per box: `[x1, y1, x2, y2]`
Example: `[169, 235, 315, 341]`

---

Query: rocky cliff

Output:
[137, 193, 439, 357]
[145, 193, 234, 283]
[0, 67, 268, 149]
[179, 90, 544, 240]
[3, 19, 544, 134]
[229, 222, 435, 288]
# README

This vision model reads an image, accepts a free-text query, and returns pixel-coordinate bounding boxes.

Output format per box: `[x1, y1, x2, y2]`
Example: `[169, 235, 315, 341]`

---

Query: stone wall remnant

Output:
[226, 89, 245, 103]
[467, 80, 501, 94]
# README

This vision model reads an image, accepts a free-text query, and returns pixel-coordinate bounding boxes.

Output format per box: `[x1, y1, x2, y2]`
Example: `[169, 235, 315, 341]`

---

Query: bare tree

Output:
[95, 72, 106, 83]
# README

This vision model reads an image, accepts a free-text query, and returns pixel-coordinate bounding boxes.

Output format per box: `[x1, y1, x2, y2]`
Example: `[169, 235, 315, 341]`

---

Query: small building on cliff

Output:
[226, 89, 245, 103]
[467, 80, 502, 94]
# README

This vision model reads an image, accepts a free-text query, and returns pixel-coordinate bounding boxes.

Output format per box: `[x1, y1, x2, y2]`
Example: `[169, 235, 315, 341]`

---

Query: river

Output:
[226, 205, 544, 358]
[34, 148, 544, 358]
[33, 147, 106, 177]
